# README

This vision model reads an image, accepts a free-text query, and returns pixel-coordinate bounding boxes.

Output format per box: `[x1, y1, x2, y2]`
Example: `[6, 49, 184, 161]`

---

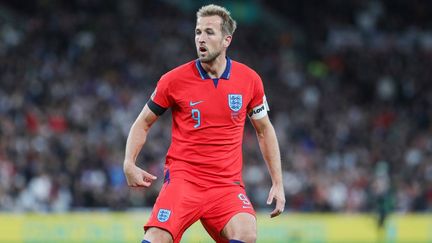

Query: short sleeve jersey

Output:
[148, 58, 268, 186]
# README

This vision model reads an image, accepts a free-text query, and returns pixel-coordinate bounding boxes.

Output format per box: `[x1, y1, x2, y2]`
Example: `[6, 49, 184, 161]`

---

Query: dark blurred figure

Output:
[0, 0, 431, 214]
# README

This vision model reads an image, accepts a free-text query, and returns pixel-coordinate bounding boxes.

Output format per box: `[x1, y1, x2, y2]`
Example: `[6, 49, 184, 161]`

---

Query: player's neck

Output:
[201, 55, 226, 79]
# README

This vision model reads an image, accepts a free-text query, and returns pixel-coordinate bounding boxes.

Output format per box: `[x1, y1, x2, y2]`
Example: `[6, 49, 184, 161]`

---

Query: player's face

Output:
[195, 16, 231, 63]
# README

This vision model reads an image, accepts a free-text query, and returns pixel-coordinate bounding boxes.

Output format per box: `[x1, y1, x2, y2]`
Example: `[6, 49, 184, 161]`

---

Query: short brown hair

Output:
[196, 4, 237, 36]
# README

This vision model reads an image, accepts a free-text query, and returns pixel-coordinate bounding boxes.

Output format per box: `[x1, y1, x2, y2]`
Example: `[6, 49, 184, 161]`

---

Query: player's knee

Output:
[144, 227, 173, 243]
[230, 228, 257, 243]
[224, 213, 257, 243]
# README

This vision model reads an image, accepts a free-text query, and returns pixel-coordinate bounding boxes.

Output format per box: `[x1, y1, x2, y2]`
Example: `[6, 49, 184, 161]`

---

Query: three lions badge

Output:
[157, 209, 171, 222]
[228, 94, 242, 112]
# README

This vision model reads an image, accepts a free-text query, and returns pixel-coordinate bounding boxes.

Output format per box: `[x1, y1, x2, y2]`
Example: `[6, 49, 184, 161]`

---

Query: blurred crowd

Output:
[1, 0, 432, 213]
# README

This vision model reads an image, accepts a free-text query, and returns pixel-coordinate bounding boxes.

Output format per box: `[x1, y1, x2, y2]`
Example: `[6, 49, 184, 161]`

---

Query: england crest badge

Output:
[228, 94, 242, 112]
[157, 209, 171, 222]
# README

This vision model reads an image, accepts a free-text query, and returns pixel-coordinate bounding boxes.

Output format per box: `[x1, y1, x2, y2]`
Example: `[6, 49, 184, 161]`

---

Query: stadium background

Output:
[1, 0, 431, 242]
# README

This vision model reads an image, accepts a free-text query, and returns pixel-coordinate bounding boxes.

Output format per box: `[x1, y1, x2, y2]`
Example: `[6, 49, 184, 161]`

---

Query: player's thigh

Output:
[221, 212, 257, 241]
[145, 178, 204, 241]
[144, 227, 173, 243]
[200, 186, 256, 242]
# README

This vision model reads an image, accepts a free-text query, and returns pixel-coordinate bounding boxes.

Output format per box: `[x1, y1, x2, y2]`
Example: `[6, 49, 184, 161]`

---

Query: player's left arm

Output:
[250, 115, 286, 218]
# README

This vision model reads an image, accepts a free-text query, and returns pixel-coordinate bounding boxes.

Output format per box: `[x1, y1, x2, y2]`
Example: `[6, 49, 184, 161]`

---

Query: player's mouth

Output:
[199, 47, 207, 53]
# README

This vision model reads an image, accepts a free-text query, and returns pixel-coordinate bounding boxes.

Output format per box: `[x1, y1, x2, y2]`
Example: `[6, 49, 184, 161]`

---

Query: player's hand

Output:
[267, 183, 285, 218]
[123, 163, 157, 188]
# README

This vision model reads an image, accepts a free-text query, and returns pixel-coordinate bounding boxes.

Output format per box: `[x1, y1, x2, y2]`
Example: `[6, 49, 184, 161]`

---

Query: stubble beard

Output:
[198, 49, 222, 63]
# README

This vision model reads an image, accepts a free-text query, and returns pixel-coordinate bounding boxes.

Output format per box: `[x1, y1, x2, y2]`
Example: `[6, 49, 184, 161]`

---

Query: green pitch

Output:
[0, 212, 430, 242]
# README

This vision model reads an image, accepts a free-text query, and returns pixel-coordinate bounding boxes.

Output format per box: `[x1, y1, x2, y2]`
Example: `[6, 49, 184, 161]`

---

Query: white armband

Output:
[248, 95, 270, 120]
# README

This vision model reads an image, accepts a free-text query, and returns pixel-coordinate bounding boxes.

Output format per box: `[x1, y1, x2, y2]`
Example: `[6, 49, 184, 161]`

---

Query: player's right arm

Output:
[123, 104, 158, 187]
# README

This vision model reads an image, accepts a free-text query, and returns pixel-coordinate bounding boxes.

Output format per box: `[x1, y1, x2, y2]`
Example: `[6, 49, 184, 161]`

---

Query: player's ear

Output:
[223, 35, 232, 48]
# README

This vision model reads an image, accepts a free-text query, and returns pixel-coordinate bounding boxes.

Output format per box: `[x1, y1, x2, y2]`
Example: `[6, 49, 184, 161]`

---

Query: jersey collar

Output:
[195, 57, 231, 80]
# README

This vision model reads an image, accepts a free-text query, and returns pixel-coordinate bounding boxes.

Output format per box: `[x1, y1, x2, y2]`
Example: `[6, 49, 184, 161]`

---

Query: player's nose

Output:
[197, 34, 207, 42]
[198, 38, 205, 44]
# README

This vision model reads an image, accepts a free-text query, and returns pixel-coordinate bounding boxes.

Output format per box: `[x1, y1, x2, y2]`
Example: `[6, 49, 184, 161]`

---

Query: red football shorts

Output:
[144, 178, 256, 243]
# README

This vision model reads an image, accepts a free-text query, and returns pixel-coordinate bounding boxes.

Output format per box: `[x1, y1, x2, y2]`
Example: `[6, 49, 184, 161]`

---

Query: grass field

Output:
[0, 212, 430, 242]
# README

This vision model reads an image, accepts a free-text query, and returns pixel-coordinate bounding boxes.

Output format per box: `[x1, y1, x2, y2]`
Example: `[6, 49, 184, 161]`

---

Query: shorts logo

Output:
[157, 209, 171, 222]
[228, 94, 242, 112]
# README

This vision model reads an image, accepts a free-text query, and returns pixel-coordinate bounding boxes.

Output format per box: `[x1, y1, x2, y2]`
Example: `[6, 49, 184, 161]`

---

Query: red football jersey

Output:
[148, 58, 268, 186]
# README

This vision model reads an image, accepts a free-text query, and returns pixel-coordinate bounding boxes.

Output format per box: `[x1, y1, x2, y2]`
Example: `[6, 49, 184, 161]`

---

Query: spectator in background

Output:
[0, 0, 431, 214]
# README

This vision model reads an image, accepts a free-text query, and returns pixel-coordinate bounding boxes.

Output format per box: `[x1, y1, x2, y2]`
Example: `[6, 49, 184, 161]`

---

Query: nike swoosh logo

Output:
[190, 101, 203, 106]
